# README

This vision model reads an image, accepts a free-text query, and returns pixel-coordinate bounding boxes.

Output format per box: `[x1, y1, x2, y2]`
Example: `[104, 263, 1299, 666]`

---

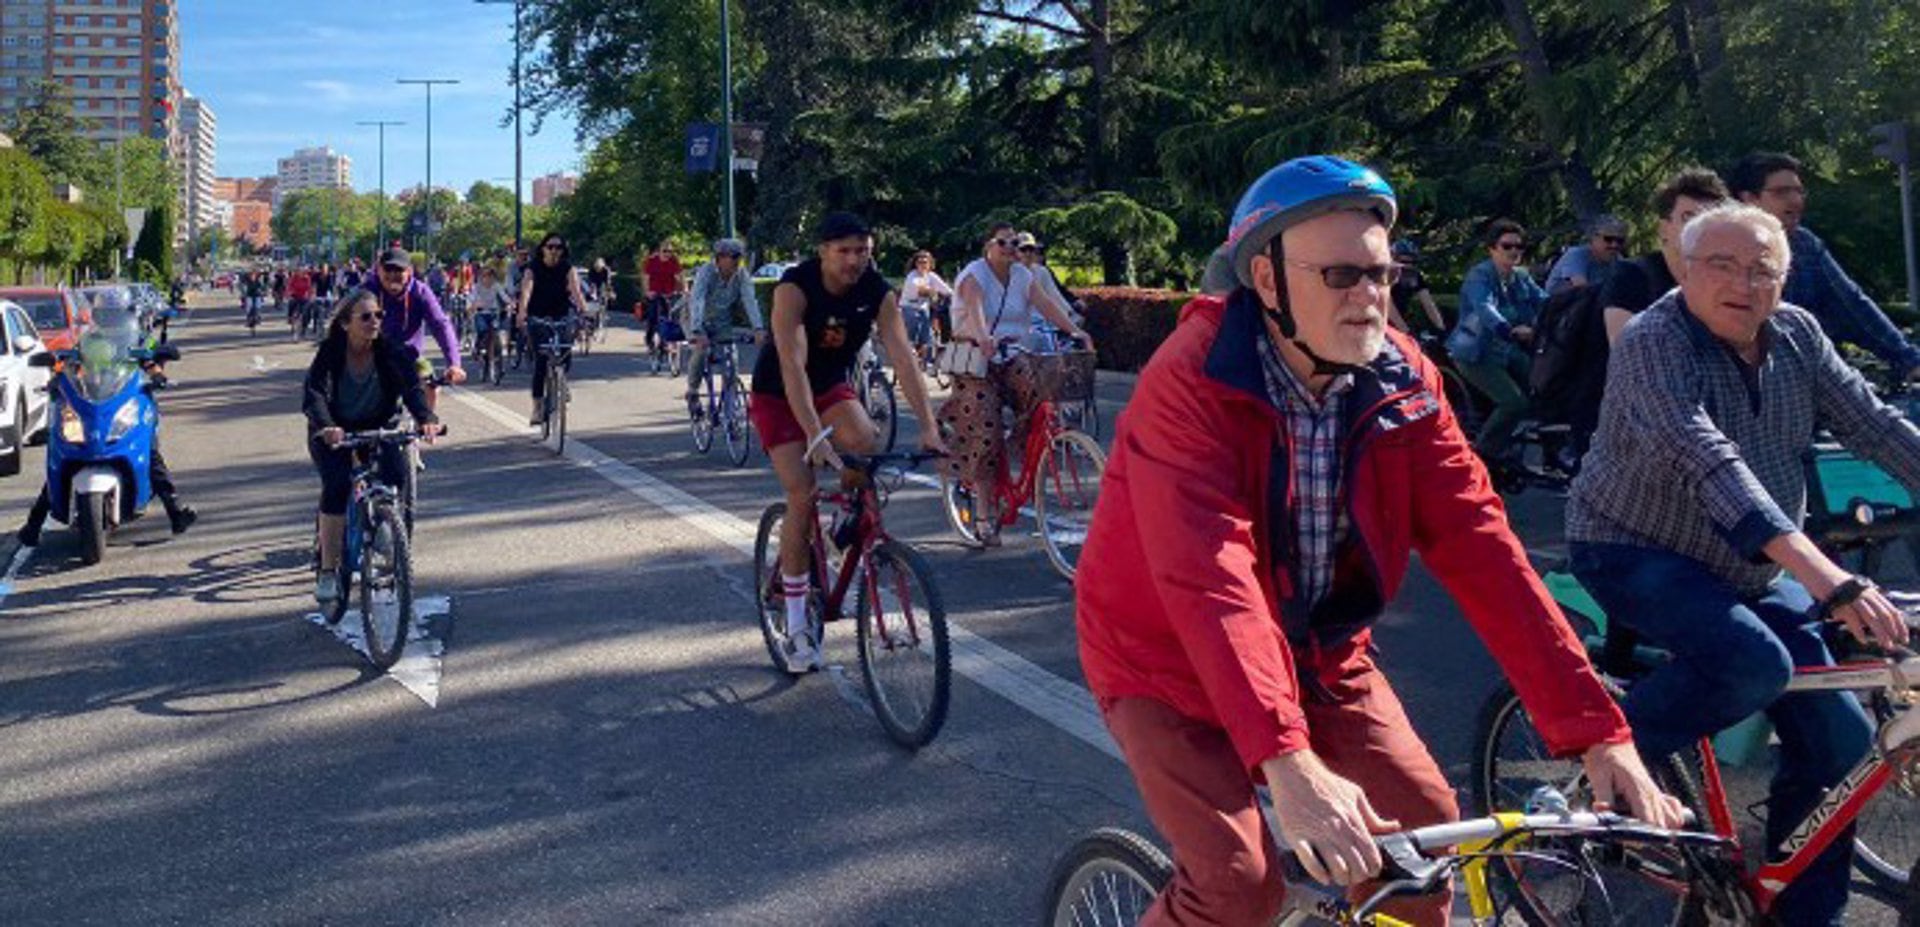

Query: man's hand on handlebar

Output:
[444, 366, 467, 385]
[419, 421, 446, 443]
[804, 427, 847, 472]
[320, 427, 346, 449]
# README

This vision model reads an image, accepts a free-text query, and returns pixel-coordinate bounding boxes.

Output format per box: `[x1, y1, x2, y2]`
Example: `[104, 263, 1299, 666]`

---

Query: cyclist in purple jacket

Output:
[370, 247, 466, 404]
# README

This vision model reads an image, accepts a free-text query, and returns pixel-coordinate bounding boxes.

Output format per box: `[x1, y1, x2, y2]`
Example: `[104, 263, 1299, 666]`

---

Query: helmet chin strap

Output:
[1263, 239, 1367, 378]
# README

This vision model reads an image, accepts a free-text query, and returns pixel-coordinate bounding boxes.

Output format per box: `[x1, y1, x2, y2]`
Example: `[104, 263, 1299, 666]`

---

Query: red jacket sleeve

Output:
[1406, 359, 1630, 756]
[1122, 344, 1310, 774]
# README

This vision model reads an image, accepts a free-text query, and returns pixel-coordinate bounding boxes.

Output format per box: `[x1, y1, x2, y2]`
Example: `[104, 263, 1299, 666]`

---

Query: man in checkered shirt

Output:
[1567, 201, 1917, 926]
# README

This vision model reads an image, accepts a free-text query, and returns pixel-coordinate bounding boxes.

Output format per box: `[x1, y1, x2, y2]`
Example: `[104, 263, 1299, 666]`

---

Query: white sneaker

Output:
[315, 573, 341, 604]
[784, 633, 821, 675]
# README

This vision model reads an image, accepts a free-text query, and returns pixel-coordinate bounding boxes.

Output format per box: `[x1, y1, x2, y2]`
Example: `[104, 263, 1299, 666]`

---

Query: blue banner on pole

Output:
[685, 123, 720, 173]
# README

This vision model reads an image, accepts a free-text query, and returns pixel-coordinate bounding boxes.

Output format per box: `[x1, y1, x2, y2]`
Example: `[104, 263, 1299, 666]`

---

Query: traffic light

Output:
[1872, 121, 1910, 168]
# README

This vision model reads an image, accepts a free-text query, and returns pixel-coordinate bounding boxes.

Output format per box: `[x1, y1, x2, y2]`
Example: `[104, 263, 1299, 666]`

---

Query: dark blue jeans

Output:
[1569, 542, 1871, 926]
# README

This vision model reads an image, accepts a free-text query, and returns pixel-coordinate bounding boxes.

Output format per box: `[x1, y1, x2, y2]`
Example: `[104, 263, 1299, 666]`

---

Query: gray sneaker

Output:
[315, 573, 341, 604]
[783, 630, 821, 675]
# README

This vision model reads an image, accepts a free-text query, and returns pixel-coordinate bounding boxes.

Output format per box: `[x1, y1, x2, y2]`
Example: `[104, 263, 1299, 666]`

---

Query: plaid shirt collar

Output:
[1257, 329, 1352, 613]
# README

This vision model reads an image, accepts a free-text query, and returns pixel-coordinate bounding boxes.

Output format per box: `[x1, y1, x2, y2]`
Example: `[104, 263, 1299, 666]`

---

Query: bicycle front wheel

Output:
[866, 370, 897, 452]
[722, 377, 751, 467]
[1035, 430, 1106, 581]
[1043, 828, 1171, 927]
[554, 369, 569, 454]
[691, 381, 716, 454]
[359, 502, 414, 670]
[855, 539, 950, 748]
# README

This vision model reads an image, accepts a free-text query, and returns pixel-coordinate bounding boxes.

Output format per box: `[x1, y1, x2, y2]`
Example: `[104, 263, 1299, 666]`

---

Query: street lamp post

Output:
[719, 0, 736, 240]
[475, 0, 524, 250]
[397, 78, 461, 264]
[356, 119, 406, 261]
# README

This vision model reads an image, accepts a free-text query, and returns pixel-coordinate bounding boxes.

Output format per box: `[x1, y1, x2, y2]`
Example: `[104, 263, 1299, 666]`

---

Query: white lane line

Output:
[0, 544, 33, 608]
[305, 595, 452, 707]
[446, 387, 1122, 761]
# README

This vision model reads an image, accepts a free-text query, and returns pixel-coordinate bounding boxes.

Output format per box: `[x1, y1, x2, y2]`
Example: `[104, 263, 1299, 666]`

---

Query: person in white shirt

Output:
[901, 249, 955, 363]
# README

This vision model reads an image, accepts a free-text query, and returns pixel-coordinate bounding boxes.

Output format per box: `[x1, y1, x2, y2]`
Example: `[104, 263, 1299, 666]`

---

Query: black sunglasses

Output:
[1601, 235, 1627, 245]
[1285, 259, 1403, 289]
[357, 311, 384, 321]
[1495, 241, 1525, 252]
[992, 237, 1019, 249]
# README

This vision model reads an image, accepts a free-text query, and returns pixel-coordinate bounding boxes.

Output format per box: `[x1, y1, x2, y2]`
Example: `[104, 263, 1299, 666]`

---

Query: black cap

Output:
[379, 247, 413, 269]
[815, 211, 871, 243]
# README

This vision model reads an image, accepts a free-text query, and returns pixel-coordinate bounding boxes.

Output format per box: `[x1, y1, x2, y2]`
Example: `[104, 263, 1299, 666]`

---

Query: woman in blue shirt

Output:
[1447, 218, 1548, 466]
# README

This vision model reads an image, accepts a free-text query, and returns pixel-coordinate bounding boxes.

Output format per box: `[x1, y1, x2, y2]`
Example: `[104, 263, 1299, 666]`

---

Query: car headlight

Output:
[106, 402, 140, 443]
[59, 404, 85, 444]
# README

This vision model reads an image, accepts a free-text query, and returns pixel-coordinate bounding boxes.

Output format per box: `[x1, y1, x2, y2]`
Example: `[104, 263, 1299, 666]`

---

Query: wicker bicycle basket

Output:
[1032, 349, 1097, 403]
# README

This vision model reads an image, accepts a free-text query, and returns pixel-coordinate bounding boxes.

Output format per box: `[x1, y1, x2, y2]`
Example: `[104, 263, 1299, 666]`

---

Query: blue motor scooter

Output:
[29, 319, 177, 565]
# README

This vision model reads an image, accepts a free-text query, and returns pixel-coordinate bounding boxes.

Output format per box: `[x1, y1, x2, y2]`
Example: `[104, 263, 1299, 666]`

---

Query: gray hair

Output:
[1588, 213, 1628, 236]
[1679, 202, 1790, 268]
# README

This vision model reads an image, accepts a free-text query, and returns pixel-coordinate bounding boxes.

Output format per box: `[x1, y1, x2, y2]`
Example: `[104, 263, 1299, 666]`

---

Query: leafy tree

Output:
[0, 149, 50, 284]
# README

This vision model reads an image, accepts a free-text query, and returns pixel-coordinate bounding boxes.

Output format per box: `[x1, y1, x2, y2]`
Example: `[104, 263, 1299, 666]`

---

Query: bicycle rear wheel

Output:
[691, 379, 716, 454]
[1035, 430, 1106, 581]
[722, 377, 751, 467]
[1043, 828, 1171, 927]
[553, 369, 569, 455]
[855, 539, 950, 748]
[358, 502, 414, 670]
[865, 369, 897, 453]
[752, 503, 823, 672]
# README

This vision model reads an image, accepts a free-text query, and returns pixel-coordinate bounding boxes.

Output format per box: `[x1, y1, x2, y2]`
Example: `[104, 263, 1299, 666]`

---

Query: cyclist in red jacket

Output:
[1074, 156, 1686, 925]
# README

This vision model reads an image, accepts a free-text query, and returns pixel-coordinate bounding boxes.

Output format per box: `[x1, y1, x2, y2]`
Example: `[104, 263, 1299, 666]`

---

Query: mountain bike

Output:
[688, 334, 754, 467]
[753, 436, 950, 749]
[854, 342, 898, 453]
[940, 343, 1105, 580]
[1044, 792, 1745, 926]
[318, 428, 443, 670]
[528, 316, 575, 454]
[1473, 578, 1920, 920]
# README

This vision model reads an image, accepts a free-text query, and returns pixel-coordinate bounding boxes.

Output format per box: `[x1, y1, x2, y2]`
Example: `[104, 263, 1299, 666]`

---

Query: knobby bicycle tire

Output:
[359, 502, 414, 670]
[326, 507, 355, 627]
[855, 539, 951, 748]
[1043, 828, 1171, 927]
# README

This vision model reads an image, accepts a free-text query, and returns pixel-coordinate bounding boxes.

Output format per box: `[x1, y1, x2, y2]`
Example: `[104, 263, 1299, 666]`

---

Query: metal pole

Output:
[719, 0, 735, 240]
[358, 119, 407, 263]
[397, 78, 460, 263]
[514, 0, 524, 249]
[1902, 161, 1919, 313]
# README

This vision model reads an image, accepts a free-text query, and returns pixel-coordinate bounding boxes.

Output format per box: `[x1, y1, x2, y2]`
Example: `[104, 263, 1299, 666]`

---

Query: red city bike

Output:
[1476, 602, 1920, 921]
[753, 436, 951, 749]
[940, 343, 1105, 581]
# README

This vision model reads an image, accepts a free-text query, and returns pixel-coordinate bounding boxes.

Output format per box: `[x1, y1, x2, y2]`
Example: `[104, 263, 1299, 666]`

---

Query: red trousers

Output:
[1102, 656, 1460, 926]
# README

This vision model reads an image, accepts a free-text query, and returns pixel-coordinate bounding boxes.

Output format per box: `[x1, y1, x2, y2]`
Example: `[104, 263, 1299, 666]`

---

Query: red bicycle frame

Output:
[1689, 655, 1920, 912]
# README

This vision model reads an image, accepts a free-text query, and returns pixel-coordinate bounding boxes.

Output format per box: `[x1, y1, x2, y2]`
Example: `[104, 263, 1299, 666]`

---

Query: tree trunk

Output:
[1495, 0, 1606, 222]
[1685, 0, 1733, 145]
[1082, 0, 1131, 284]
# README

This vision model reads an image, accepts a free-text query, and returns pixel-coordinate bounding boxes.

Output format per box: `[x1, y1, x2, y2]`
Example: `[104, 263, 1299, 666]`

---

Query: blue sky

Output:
[180, 0, 582, 198]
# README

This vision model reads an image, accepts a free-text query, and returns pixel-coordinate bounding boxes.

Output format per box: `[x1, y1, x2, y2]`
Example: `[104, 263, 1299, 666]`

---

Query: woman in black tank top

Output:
[750, 213, 947, 674]
[517, 233, 588, 423]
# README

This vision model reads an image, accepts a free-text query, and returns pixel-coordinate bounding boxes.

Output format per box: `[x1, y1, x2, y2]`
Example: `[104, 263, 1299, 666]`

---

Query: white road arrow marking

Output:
[305, 595, 452, 707]
[0, 544, 33, 608]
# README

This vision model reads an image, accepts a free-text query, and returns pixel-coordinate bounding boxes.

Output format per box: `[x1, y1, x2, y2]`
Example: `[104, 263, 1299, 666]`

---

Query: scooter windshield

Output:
[73, 324, 142, 402]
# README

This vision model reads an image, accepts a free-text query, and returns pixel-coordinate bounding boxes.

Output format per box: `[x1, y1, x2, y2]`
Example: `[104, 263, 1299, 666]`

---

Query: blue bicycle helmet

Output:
[1201, 155, 1398, 295]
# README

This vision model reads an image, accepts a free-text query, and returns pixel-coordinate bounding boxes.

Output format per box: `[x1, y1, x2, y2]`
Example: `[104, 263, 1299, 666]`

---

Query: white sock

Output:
[782, 573, 810, 640]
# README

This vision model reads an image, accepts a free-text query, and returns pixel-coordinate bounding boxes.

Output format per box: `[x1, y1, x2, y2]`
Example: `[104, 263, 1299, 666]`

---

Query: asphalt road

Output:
[0, 295, 1905, 925]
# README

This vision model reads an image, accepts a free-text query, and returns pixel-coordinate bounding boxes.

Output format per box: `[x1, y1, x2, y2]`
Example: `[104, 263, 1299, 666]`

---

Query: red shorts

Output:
[749, 383, 859, 450]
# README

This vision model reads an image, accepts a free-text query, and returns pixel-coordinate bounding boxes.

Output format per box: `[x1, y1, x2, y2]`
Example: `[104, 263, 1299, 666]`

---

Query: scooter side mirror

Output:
[150, 344, 181, 363]
[27, 351, 56, 369]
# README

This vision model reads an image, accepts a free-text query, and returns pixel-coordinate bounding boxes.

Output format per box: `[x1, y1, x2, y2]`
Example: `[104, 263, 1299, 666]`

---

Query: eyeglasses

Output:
[1601, 235, 1626, 246]
[1494, 241, 1525, 253]
[379, 266, 407, 274]
[1018, 245, 1038, 253]
[1690, 255, 1785, 288]
[1285, 259, 1403, 289]
[992, 237, 1019, 249]
[357, 311, 384, 322]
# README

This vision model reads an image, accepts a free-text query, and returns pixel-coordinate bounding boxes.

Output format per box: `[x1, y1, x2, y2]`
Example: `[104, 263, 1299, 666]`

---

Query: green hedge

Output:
[1074, 286, 1193, 372]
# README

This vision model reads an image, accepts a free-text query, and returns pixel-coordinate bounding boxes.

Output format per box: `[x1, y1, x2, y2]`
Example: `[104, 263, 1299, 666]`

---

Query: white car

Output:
[0, 299, 52, 476]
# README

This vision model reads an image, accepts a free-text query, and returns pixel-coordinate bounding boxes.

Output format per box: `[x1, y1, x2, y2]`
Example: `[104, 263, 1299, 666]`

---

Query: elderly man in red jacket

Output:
[1075, 156, 1686, 926]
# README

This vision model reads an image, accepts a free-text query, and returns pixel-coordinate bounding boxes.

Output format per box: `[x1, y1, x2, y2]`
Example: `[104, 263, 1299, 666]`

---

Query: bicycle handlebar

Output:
[318, 426, 449, 448]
